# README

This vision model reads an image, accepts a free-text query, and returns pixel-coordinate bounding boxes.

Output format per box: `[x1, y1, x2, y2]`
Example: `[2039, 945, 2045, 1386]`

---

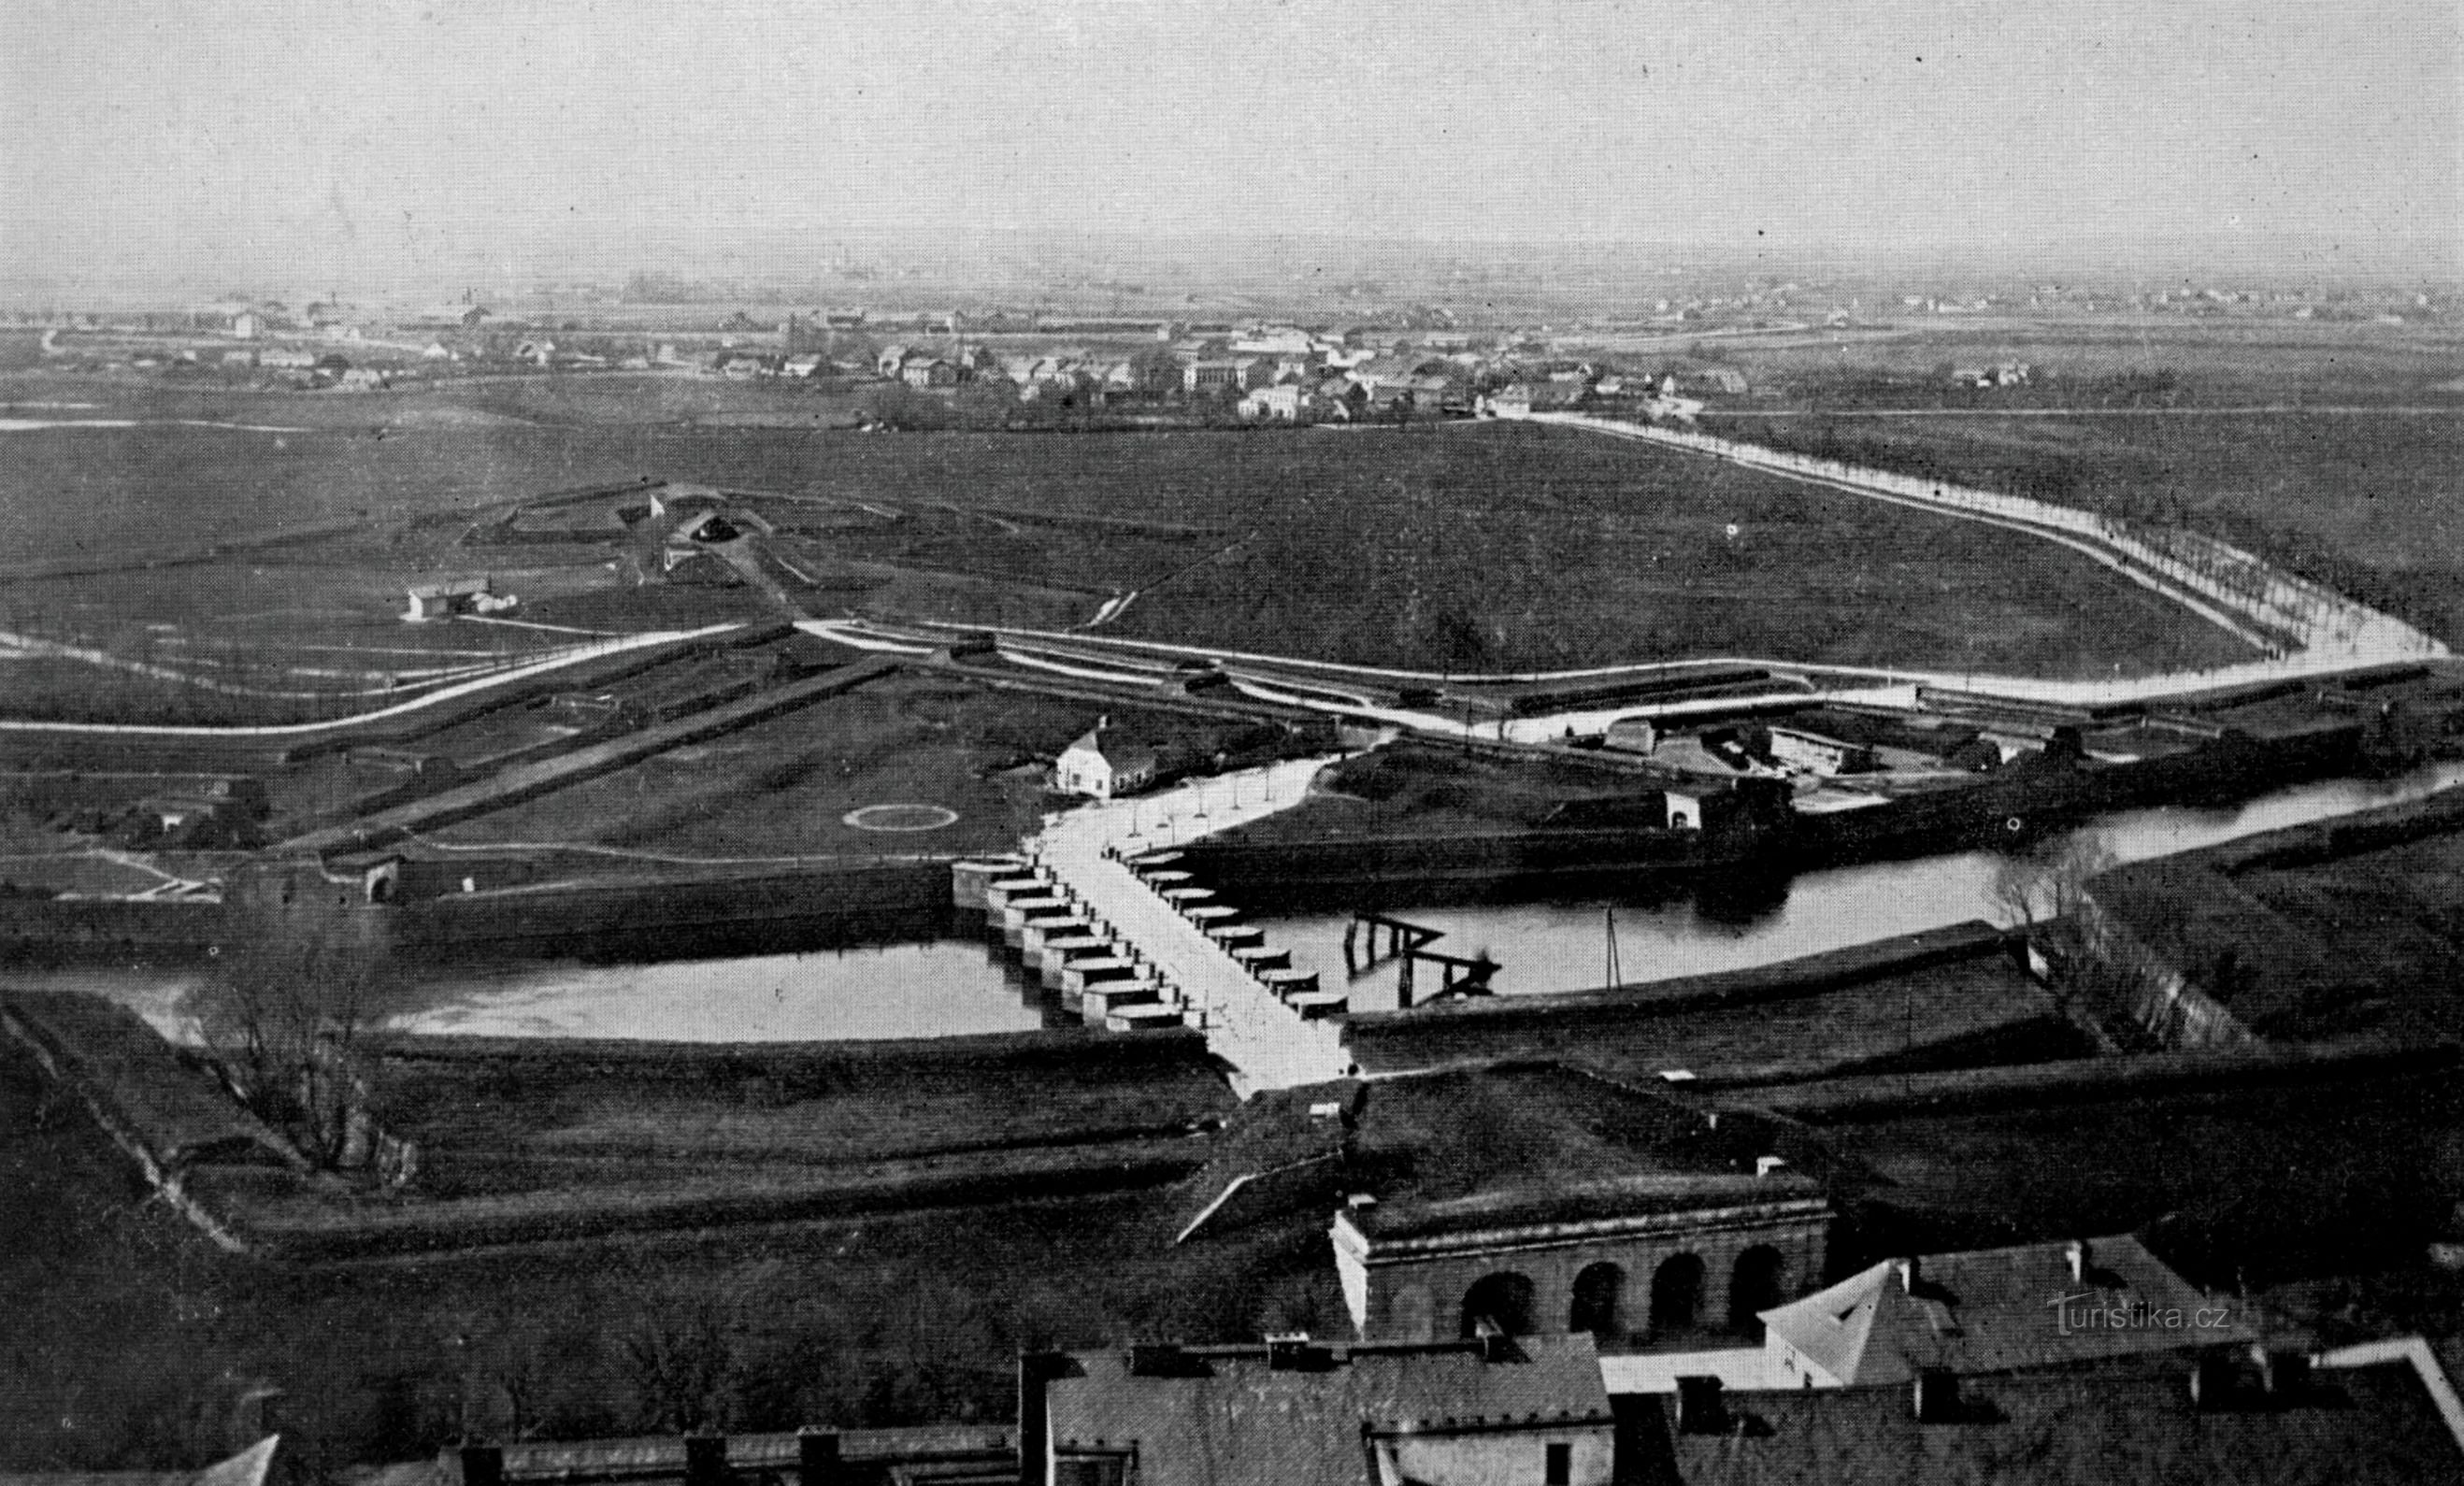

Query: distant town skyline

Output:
[4, 0, 2455, 297]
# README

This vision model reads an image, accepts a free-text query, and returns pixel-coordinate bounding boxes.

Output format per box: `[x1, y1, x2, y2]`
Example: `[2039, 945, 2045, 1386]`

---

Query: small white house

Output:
[1054, 723, 1160, 799]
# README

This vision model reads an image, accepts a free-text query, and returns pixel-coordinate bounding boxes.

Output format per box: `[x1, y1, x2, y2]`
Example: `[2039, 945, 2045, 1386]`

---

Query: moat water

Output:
[55, 759, 2464, 1043]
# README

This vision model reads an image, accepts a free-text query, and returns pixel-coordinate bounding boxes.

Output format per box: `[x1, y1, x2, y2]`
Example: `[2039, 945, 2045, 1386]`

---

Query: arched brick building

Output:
[1324, 1064, 1833, 1346]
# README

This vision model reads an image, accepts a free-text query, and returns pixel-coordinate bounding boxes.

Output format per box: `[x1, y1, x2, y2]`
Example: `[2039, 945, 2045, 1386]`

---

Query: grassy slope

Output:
[0, 1037, 1339, 1470]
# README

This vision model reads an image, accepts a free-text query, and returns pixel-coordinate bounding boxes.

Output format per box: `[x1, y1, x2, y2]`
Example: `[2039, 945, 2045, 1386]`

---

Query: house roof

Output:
[1758, 1235, 2254, 1385]
[1063, 727, 1159, 772]
[1643, 1355, 2458, 1485]
[1045, 1335, 1609, 1486]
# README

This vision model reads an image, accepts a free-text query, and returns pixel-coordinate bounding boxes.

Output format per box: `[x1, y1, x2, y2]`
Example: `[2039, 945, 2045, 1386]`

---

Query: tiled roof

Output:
[1643, 1356, 2460, 1485]
[1046, 1336, 1609, 1486]
[1759, 1235, 2256, 1384]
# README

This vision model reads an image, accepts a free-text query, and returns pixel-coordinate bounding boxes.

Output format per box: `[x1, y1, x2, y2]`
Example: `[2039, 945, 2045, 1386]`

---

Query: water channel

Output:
[44, 759, 2464, 1043]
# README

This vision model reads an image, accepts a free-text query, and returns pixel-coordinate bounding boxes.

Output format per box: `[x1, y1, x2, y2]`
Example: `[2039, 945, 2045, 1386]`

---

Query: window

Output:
[1545, 1442, 1571, 1486]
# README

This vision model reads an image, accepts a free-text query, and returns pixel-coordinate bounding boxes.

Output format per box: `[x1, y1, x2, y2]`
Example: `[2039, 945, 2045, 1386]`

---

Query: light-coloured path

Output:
[1032, 756, 1353, 1094]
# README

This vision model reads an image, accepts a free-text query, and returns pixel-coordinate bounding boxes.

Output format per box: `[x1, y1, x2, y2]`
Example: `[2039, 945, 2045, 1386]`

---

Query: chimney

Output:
[796, 1429, 841, 1486]
[684, 1434, 729, 1486]
[454, 1444, 504, 1486]
[1895, 1257, 1919, 1293]
[1912, 1369, 1961, 1423]
[2066, 1240, 2087, 1285]
[1018, 1350, 1077, 1486]
[1673, 1377, 1726, 1436]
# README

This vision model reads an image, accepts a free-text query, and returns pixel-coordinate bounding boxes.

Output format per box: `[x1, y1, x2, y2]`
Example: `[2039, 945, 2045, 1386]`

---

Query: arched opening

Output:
[1727, 1246, 1788, 1337]
[1648, 1253, 1706, 1337]
[1460, 1272, 1537, 1338]
[1569, 1263, 1626, 1339]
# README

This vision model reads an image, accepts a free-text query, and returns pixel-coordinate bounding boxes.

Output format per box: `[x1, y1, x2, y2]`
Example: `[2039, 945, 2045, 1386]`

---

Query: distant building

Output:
[1182, 359, 1244, 394]
[229, 310, 260, 340]
[1239, 383, 1309, 422]
[1054, 723, 1159, 799]
[402, 576, 505, 622]
[1031, 1333, 1615, 1486]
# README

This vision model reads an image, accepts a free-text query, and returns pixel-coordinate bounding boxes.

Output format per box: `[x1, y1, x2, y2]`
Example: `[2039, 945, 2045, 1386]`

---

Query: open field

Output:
[1718, 409, 2464, 647]
[800, 422, 2254, 677]
[4, 387, 2261, 729]
[423, 671, 1275, 859]
[1690, 319, 2464, 409]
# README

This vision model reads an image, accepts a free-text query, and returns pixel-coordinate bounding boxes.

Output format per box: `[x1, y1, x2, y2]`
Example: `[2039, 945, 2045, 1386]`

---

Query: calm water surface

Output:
[36, 761, 2462, 1041]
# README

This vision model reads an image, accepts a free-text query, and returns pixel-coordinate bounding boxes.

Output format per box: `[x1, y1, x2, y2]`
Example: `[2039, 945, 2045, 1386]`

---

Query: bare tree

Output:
[194, 897, 394, 1169]
[1988, 833, 2122, 1016]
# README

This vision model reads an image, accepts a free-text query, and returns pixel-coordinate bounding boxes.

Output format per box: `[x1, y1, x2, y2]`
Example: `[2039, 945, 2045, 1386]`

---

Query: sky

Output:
[3, 0, 2456, 293]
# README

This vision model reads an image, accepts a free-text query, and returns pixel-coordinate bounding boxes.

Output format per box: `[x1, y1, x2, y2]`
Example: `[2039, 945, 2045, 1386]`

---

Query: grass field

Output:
[1716, 409, 2464, 647]
[421, 672, 1263, 859]
[795, 422, 2251, 677]
[4, 380, 2260, 721]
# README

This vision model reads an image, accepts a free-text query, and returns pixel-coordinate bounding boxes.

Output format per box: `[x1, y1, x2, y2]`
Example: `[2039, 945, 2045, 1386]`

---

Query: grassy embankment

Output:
[0, 1014, 1346, 1469]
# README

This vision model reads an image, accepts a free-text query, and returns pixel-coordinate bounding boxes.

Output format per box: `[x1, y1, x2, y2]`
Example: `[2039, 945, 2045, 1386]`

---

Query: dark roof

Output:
[1046, 1336, 1608, 1486]
[1759, 1235, 2255, 1384]
[1640, 1357, 2460, 1485]
[1065, 727, 1160, 772]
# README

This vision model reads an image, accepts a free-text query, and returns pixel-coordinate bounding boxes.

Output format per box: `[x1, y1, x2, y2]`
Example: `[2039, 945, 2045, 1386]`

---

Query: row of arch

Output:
[1461, 1247, 1788, 1341]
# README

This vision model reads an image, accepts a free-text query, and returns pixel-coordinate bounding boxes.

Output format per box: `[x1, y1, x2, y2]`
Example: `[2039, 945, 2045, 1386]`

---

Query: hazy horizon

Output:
[5, 0, 2456, 301]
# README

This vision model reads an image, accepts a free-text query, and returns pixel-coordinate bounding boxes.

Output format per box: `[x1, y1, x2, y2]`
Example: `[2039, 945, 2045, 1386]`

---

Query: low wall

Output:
[279, 652, 892, 855]
[0, 895, 225, 966]
[1173, 827, 1708, 907]
[391, 857, 957, 962]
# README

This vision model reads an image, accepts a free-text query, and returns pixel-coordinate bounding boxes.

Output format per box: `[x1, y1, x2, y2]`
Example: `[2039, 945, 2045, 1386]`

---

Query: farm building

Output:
[1054, 724, 1160, 799]
[1030, 1333, 1614, 1486]
[401, 577, 505, 622]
